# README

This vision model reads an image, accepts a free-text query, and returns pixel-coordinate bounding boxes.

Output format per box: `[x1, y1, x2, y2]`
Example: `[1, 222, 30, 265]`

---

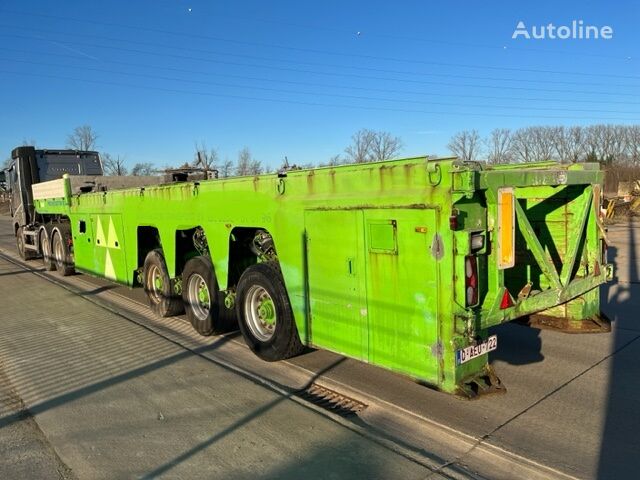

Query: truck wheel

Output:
[143, 249, 183, 317]
[39, 227, 56, 271]
[51, 226, 75, 276]
[236, 262, 304, 361]
[182, 256, 235, 336]
[16, 227, 36, 261]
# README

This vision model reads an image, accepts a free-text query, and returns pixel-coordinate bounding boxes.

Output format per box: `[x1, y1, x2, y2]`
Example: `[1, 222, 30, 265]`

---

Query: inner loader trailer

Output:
[22, 148, 612, 398]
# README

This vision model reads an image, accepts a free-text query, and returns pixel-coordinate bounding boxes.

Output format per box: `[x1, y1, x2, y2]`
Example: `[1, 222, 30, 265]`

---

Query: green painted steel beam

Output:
[514, 198, 562, 290]
[481, 269, 608, 327]
[559, 187, 593, 287]
[480, 168, 604, 190]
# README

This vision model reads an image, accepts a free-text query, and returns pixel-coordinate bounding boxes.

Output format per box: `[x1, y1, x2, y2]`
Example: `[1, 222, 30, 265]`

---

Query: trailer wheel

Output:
[182, 256, 235, 336]
[16, 227, 36, 261]
[143, 249, 183, 317]
[39, 227, 56, 271]
[236, 262, 304, 361]
[51, 226, 75, 276]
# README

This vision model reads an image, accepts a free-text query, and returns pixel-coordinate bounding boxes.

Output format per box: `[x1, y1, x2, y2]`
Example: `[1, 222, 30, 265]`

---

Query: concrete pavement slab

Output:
[0, 256, 438, 479]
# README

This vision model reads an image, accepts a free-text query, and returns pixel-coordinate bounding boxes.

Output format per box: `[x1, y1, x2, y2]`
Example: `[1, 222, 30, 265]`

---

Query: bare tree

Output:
[485, 129, 512, 164]
[220, 158, 234, 178]
[448, 123, 640, 166]
[369, 131, 403, 161]
[507, 127, 557, 163]
[527, 126, 555, 162]
[131, 162, 155, 176]
[194, 142, 219, 172]
[567, 126, 587, 163]
[345, 129, 375, 163]
[627, 125, 640, 165]
[327, 154, 343, 166]
[235, 147, 252, 176]
[103, 153, 128, 176]
[509, 129, 534, 163]
[249, 158, 263, 175]
[550, 126, 586, 163]
[66, 125, 98, 151]
[611, 124, 629, 163]
[447, 130, 482, 161]
[585, 124, 628, 164]
[344, 129, 403, 163]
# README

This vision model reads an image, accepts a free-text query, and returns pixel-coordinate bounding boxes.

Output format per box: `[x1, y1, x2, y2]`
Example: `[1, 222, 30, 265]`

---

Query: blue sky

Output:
[0, 0, 638, 170]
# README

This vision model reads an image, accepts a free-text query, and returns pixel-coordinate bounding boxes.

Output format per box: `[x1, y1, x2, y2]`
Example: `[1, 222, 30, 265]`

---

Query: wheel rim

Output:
[53, 234, 64, 267]
[146, 265, 164, 304]
[244, 285, 276, 342]
[187, 273, 211, 321]
[41, 233, 50, 262]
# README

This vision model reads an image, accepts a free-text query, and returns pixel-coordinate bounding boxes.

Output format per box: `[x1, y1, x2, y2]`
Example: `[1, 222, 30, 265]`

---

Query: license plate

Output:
[456, 335, 497, 365]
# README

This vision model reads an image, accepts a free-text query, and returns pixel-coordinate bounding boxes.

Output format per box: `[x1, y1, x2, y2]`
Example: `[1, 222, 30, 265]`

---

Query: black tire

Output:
[51, 225, 75, 276]
[16, 227, 36, 260]
[236, 262, 304, 361]
[143, 249, 184, 317]
[182, 256, 236, 336]
[39, 227, 56, 271]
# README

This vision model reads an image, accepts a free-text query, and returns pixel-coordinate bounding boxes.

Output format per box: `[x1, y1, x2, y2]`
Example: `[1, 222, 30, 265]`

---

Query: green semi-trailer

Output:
[9, 145, 612, 397]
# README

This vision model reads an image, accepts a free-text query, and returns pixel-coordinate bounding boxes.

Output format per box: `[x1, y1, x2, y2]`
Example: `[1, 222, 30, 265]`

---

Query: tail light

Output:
[465, 255, 478, 307]
[449, 211, 459, 230]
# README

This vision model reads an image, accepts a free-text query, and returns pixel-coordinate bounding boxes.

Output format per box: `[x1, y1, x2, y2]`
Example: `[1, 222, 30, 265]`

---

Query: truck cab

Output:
[7, 146, 103, 258]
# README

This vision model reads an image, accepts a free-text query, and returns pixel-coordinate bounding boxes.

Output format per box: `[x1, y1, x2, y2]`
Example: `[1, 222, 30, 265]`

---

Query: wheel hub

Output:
[257, 299, 275, 325]
[146, 265, 164, 304]
[187, 273, 211, 321]
[198, 284, 209, 304]
[244, 286, 277, 342]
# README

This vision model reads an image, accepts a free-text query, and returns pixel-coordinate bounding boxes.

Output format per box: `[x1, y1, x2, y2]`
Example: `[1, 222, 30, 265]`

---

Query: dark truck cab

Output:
[6, 146, 103, 258]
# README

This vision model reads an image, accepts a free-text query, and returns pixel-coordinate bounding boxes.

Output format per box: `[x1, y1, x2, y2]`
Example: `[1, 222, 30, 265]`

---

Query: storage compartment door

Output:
[305, 210, 368, 360]
[364, 209, 439, 379]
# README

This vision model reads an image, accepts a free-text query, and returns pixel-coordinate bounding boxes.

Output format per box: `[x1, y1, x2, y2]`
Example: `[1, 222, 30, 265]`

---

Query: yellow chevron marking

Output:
[95, 217, 107, 248]
[107, 217, 120, 249]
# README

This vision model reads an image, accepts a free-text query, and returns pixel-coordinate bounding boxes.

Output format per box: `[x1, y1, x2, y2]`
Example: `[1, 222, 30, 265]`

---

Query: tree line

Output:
[448, 124, 640, 165]
[13, 123, 638, 178]
[192, 128, 404, 177]
[2, 125, 404, 176]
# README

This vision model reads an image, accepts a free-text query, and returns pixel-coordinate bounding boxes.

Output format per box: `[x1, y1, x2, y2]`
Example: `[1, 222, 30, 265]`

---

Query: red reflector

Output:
[500, 289, 513, 309]
[449, 214, 458, 231]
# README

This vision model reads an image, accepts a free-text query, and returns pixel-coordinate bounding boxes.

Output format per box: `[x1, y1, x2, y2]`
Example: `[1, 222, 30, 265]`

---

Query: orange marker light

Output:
[497, 188, 515, 269]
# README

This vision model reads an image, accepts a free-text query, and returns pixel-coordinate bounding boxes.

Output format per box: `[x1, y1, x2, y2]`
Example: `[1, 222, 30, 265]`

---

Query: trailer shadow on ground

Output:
[489, 323, 544, 365]
[597, 220, 640, 479]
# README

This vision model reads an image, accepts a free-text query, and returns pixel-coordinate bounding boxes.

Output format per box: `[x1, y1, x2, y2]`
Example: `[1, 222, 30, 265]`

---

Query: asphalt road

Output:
[1, 215, 638, 479]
